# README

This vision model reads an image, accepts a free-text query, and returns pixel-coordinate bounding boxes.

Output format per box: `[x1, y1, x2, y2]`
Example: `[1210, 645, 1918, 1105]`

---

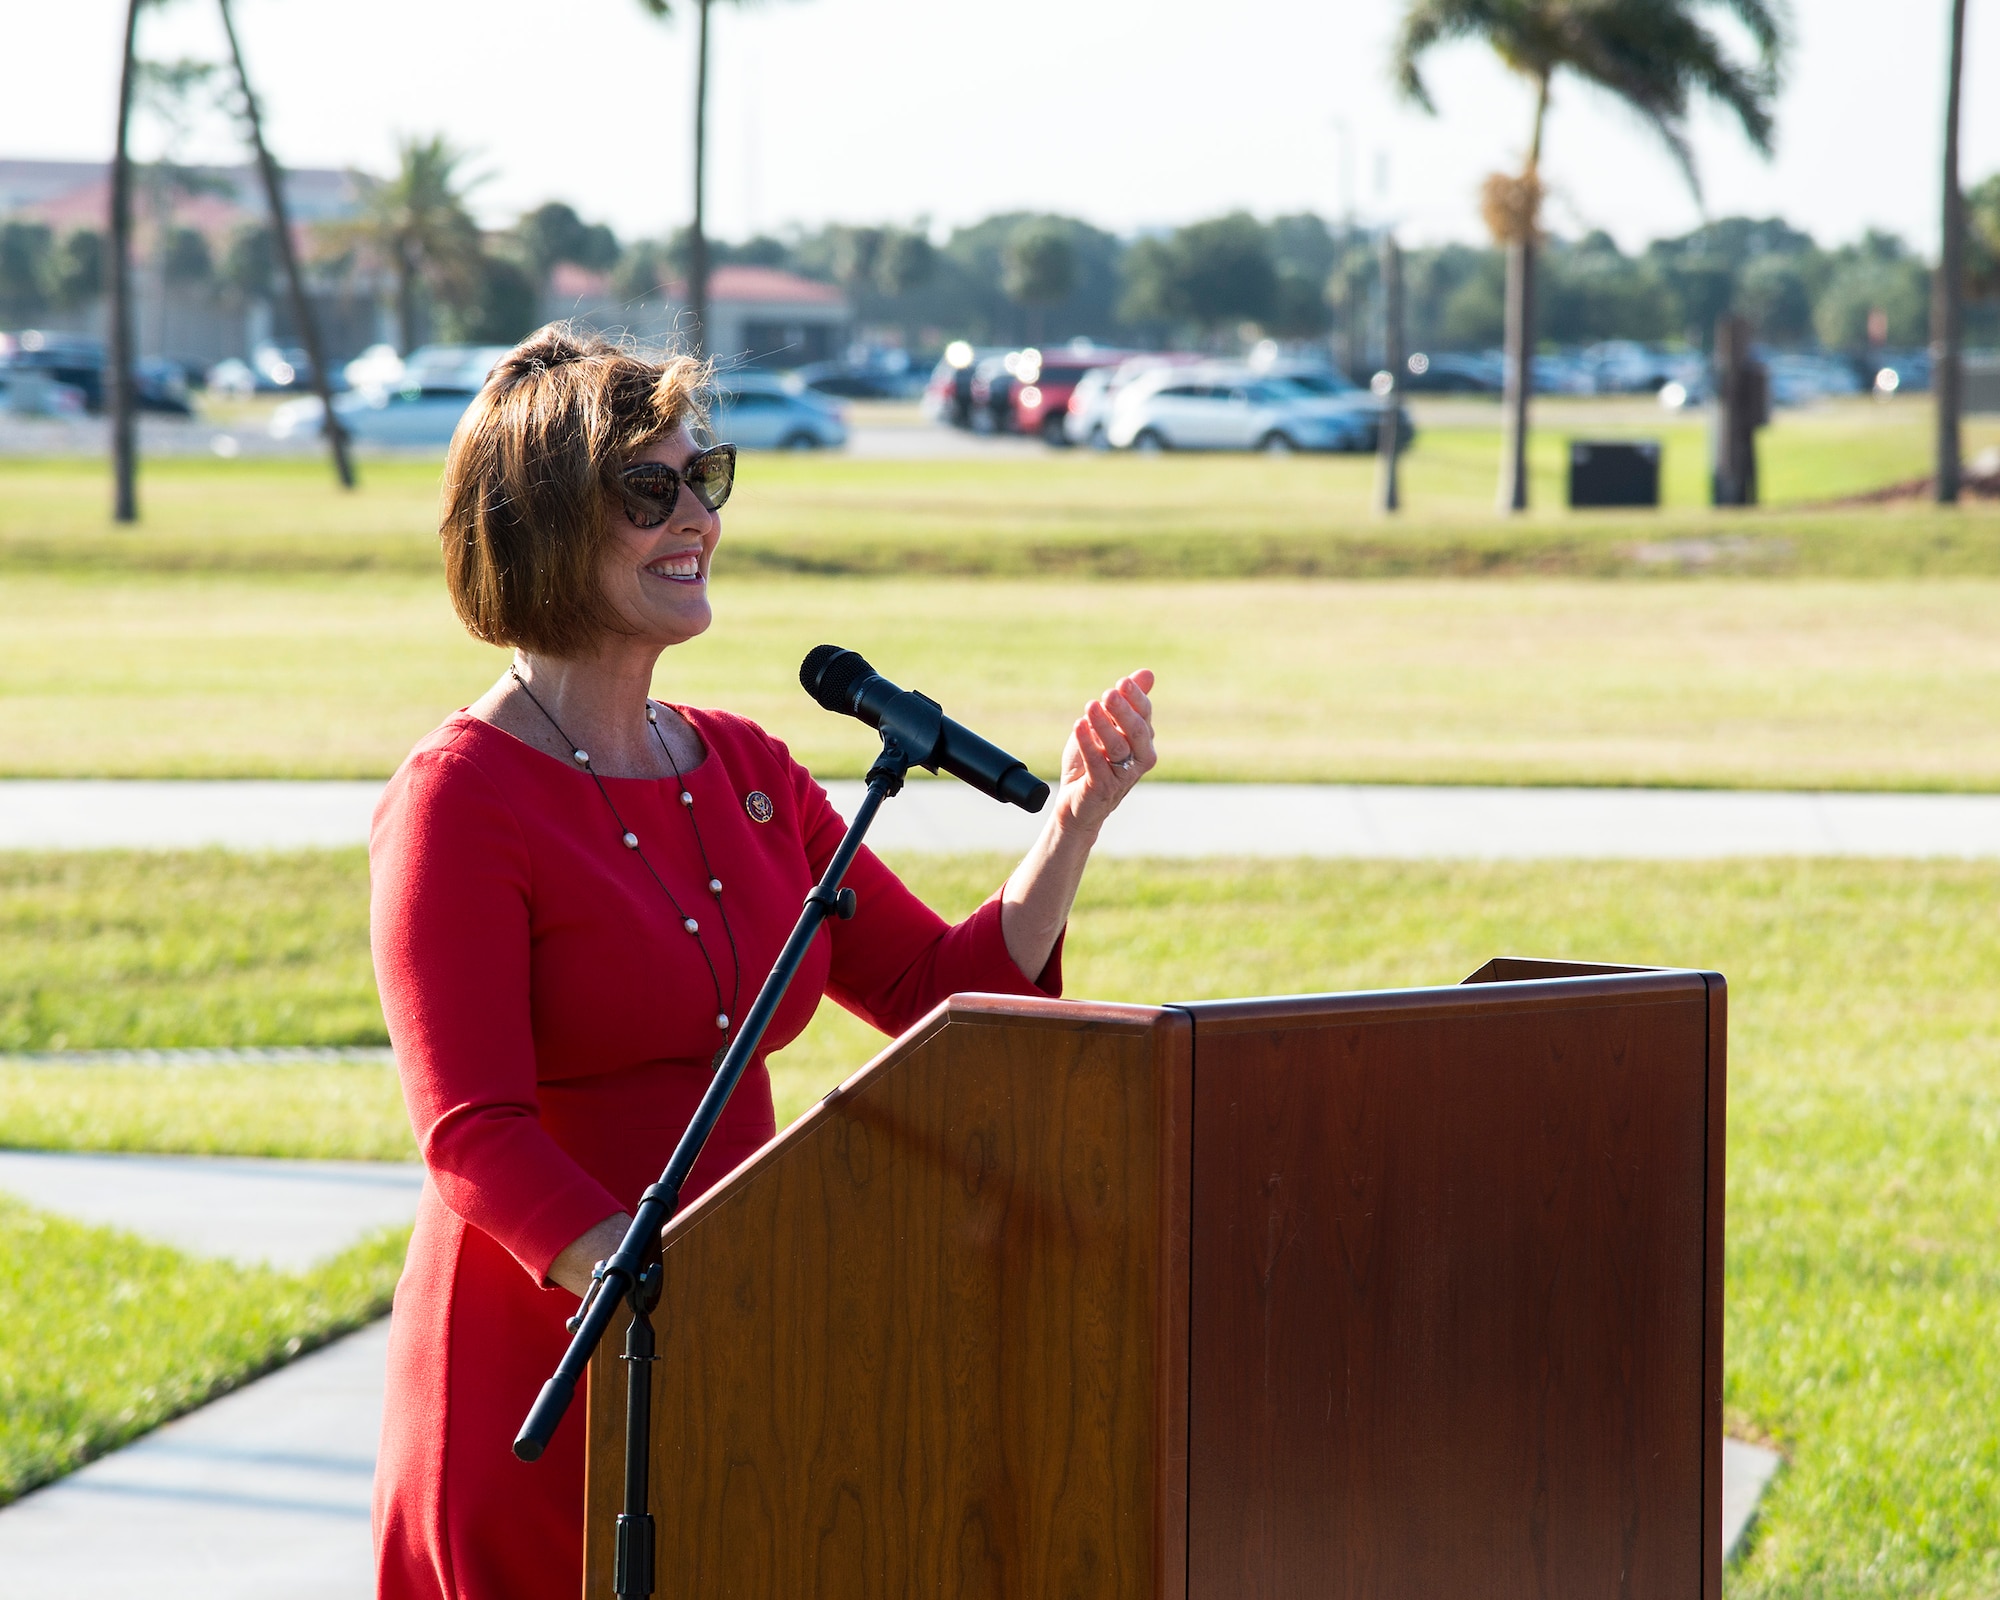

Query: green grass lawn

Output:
[6, 400, 1998, 788]
[4, 400, 1997, 581]
[2, 847, 1996, 1595]
[0, 851, 381, 1052]
[0, 1208, 405, 1505]
[4, 573, 1999, 788]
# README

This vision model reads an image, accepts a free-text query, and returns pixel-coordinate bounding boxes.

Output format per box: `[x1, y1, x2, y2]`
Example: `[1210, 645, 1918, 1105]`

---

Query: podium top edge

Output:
[1174, 967, 1715, 1032]
[940, 993, 1183, 1028]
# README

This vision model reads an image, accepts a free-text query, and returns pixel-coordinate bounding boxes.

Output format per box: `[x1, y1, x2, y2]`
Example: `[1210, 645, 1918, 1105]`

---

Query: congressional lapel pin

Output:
[744, 790, 775, 824]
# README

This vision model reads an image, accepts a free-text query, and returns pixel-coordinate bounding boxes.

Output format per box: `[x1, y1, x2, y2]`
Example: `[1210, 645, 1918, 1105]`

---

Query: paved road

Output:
[5, 777, 1999, 858]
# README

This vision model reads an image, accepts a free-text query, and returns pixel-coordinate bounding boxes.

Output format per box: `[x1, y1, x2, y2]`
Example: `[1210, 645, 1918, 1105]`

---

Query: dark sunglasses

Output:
[618, 444, 737, 527]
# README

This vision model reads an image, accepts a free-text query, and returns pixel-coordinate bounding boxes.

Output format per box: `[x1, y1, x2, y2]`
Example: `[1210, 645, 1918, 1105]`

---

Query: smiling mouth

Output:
[645, 553, 704, 585]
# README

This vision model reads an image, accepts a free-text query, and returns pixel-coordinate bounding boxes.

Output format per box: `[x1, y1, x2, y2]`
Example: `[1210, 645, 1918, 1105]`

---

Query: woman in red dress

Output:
[369, 326, 1157, 1599]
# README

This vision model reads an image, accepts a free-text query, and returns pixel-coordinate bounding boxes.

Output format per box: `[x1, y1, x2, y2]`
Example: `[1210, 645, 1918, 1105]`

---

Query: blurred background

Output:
[4, 4, 2000, 1597]
[0, 0, 1995, 465]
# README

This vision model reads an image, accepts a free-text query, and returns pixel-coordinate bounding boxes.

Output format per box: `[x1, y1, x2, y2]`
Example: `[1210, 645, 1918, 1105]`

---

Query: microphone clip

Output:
[865, 692, 944, 795]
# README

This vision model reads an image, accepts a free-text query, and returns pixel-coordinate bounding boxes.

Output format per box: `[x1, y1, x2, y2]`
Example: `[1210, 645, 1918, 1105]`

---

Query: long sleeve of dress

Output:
[370, 746, 627, 1284]
[783, 756, 1064, 1037]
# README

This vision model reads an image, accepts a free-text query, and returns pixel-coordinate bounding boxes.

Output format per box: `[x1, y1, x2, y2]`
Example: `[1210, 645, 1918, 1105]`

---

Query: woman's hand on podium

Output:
[548, 1211, 633, 1297]
[1000, 670, 1156, 981]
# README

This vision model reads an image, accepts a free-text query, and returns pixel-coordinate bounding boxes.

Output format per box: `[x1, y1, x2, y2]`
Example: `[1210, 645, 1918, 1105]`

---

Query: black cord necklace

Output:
[509, 665, 743, 1071]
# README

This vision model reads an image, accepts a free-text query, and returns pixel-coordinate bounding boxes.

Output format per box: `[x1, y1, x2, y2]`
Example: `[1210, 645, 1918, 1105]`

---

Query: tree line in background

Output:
[13, 167, 1998, 370]
[71, 0, 1987, 518]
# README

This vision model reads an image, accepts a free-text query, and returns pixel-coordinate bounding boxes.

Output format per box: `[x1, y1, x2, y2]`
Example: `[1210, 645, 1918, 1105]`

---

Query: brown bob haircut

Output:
[440, 323, 710, 657]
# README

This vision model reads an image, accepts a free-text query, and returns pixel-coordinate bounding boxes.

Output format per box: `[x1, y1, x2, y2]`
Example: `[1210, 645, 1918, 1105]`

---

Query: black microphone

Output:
[801, 646, 1049, 813]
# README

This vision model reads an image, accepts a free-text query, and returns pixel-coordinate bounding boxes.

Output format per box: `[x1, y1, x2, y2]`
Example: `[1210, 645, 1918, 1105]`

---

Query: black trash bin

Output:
[1569, 439, 1660, 507]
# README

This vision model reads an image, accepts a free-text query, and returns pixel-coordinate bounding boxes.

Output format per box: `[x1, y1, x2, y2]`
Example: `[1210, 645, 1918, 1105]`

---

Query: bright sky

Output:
[5, 0, 1994, 255]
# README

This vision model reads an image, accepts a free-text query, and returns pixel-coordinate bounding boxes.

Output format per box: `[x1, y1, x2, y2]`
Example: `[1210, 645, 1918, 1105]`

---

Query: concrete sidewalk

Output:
[0, 1153, 421, 1595]
[0, 1320, 386, 1600]
[0, 1151, 423, 1270]
[5, 776, 1999, 858]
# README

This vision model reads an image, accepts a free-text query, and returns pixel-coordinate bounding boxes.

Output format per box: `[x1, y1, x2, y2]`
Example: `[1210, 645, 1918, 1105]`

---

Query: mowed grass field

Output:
[5, 570, 1999, 786]
[4, 846, 1999, 1595]
[4, 399, 2000, 581]
[3, 400, 1996, 786]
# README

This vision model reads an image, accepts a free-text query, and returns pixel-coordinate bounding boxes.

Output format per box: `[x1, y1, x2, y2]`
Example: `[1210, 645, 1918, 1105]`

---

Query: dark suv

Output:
[0, 332, 194, 414]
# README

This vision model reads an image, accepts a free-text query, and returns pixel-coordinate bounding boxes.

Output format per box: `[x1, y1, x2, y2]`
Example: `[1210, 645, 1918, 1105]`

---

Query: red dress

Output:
[368, 708, 1061, 1600]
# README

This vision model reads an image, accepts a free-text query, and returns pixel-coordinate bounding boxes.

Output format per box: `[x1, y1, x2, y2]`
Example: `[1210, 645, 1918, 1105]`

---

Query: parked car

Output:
[270, 344, 509, 445]
[922, 341, 998, 428]
[1532, 352, 1597, 395]
[1762, 351, 1863, 406]
[1250, 356, 1413, 447]
[1400, 351, 1504, 393]
[1064, 354, 1205, 447]
[966, 353, 1018, 433]
[795, 353, 925, 401]
[1864, 347, 1932, 396]
[0, 366, 87, 415]
[709, 372, 847, 450]
[1254, 360, 1362, 399]
[1064, 367, 1119, 447]
[343, 343, 406, 391]
[211, 344, 336, 397]
[1578, 340, 1668, 394]
[0, 331, 192, 413]
[1107, 368, 1406, 454]
[1005, 347, 1132, 442]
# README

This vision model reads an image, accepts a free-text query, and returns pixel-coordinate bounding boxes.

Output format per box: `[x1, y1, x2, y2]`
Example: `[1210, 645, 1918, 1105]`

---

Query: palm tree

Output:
[109, 0, 144, 522]
[633, 0, 810, 356]
[1934, 0, 1968, 505]
[1394, 0, 1786, 512]
[216, 0, 354, 489]
[1002, 221, 1079, 345]
[355, 136, 483, 353]
[634, 0, 715, 354]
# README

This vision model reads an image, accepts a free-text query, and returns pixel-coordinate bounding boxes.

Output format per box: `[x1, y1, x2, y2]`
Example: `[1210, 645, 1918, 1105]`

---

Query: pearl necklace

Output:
[509, 666, 743, 1069]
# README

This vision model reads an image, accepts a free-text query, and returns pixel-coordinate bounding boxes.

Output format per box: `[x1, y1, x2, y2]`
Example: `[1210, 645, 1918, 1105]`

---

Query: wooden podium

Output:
[583, 960, 1725, 1599]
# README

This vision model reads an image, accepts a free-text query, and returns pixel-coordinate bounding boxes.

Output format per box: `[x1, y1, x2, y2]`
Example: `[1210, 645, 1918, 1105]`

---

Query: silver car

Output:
[708, 373, 847, 450]
[1107, 368, 1378, 453]
[269, 344, 511, 446]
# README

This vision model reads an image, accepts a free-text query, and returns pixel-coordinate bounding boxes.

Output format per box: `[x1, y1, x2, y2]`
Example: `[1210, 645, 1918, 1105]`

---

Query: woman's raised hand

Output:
[1055, 669, 1157, 836]
[996, 669, 1157, 980]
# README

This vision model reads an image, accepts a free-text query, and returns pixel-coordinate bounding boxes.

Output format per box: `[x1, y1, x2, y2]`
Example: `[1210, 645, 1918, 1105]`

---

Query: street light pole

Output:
[108, 0, 142, 523]
[1934, 0, 1968, 504]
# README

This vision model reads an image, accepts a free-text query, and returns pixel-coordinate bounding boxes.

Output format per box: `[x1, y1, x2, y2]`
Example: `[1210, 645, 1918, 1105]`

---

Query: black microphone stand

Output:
[513, 705, 947, 1600]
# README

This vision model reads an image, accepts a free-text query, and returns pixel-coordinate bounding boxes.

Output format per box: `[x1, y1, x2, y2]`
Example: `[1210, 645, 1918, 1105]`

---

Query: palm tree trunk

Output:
[109, 0, 142, 524]
[397, 246, 418, 354]
[688, 0, 712, 356]
[1375, 229, 1403, 514]
[1498, 239, 1535, 511]
[1497, 73, 1550, 515]
[217, 0, 354, 489]
[1935, 0, 1967, 504]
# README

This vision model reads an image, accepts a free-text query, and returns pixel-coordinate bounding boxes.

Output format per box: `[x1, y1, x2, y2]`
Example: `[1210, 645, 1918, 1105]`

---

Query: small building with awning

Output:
[549, 262, 850, 367]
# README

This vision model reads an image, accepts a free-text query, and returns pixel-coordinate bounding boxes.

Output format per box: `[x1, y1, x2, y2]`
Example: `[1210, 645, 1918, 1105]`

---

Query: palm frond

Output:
[1393, 0, 1519, 111]
[1398, 0, 1784, 202]
[1711, 0, 1789, 62]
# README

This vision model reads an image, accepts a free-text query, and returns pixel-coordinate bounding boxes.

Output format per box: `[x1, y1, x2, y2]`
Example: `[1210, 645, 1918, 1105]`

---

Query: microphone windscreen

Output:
[800, 645, 875, 713]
